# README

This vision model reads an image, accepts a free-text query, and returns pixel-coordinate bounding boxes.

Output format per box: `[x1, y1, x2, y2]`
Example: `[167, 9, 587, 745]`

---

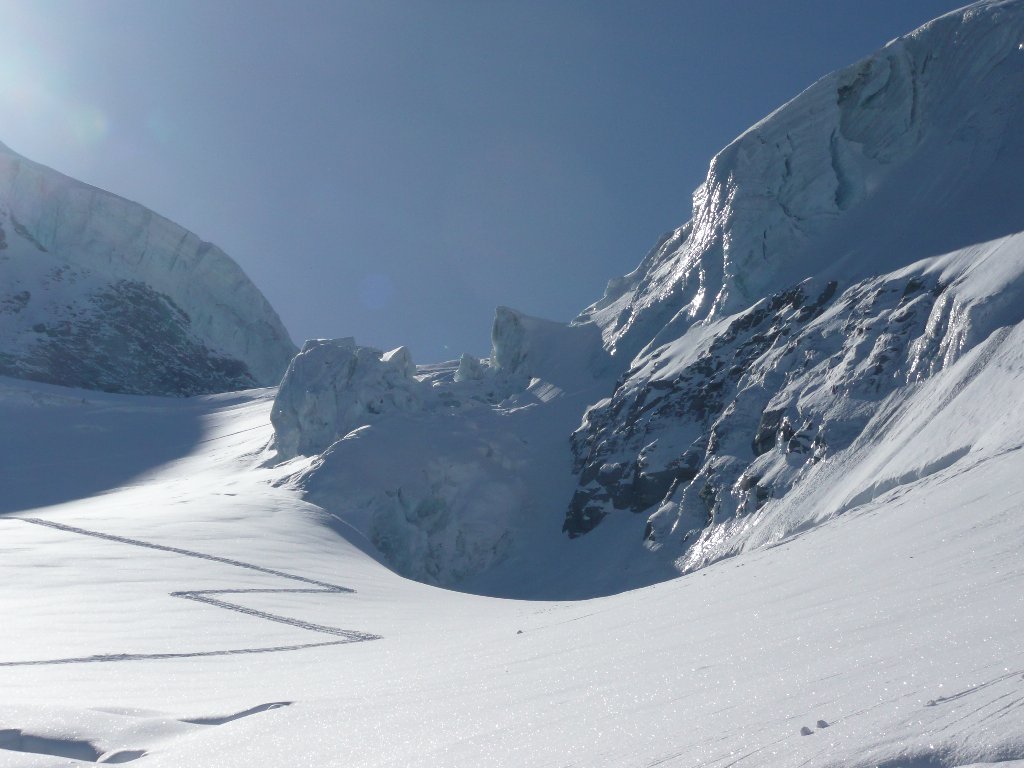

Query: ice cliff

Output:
[277, 1, 1024, 591]
[566, 0, 1024, 567]
[274, 308, 610, 586]
[0, 142, 296, 395]
[583, 0, 1024, 360]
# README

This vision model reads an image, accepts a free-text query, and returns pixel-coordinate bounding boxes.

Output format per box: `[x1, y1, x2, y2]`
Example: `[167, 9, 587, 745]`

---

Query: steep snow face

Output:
[569, 235, 1024, 562]
[581, 0, 1024, 361]
[565, 1, 1024, 570]
[0, 142, 296, 395]
[275, 308, 613, 587]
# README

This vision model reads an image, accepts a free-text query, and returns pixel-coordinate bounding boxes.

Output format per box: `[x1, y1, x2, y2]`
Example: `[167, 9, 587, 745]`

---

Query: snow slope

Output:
[2, 377, 1024, 767]
[0, 141, 296, 395]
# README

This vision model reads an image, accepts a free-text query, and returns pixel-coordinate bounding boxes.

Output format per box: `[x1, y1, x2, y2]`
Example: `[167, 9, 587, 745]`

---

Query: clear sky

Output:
[0, 0, 968, 361]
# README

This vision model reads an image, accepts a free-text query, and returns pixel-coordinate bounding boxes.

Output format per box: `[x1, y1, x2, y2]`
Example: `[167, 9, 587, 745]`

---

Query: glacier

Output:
[4, 2, 1024, 767]
[566, 0, 1024, 571]
[272, 307, 613, 585]
[0, 141, 296, 395]
[274, 0, 1024, 589]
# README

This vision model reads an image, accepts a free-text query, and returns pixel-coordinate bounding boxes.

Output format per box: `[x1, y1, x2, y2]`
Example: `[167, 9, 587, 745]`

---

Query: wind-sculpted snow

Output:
[0, 142, 296, 395]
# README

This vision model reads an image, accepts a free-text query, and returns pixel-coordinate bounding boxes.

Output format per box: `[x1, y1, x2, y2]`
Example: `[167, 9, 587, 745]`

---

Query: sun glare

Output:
[0, 37, 110, 152]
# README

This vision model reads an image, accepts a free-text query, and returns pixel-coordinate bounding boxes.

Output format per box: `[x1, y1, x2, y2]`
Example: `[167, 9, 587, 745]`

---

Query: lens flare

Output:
[0, 38, 111, 151]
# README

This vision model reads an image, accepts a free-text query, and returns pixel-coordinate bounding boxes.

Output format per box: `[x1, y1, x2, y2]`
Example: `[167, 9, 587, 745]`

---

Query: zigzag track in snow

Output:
[0, 518, 380, 667]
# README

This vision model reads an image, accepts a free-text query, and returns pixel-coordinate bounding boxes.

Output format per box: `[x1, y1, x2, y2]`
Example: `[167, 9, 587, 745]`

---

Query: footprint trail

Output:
[0, 518, 380, 667]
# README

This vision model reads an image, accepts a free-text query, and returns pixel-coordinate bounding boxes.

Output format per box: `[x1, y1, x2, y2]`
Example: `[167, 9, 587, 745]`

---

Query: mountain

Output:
[5, 4, 1024, 767]
[275, 0, 1024, 592]
[0, 142, 296, 395]
[564, 0, 1024, 570]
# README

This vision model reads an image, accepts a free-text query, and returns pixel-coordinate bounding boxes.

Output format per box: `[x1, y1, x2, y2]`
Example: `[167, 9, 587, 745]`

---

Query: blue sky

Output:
[0, 0, 968, 360]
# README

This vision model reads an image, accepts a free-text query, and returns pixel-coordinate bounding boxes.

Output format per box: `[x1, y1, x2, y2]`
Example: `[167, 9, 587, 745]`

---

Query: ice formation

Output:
[275, 308, 610, 585]
[278, 1, 1024, 587]
[271, 339, 423, 458]
[0, 141, 296, 395]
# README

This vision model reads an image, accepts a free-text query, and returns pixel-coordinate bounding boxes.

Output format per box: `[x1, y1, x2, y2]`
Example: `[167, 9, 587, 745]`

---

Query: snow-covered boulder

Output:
[0, 141, 296, 395]
[271, 338, 423, 458]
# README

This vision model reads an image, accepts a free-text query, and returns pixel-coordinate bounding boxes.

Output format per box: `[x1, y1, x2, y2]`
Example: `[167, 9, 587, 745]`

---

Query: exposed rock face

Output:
[0, 142, 296, 395]
[564, 1, 1024, 567]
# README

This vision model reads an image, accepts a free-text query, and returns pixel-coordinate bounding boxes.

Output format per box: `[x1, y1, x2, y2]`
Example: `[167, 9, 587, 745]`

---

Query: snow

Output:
[270, 338, 422, 458]
[566, 230, 1024, 574]
[271, 308, 615, 587]
[2, 375, 1024, 767]
[579, 0, 1024, 361]
[560, 0, 1024, 573]
[0, 142, 296, 393]
[4, 2, 1024, 766]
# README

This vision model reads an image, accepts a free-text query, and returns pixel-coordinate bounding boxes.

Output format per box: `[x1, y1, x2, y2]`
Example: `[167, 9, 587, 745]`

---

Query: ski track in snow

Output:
[0, 517, 381, 667]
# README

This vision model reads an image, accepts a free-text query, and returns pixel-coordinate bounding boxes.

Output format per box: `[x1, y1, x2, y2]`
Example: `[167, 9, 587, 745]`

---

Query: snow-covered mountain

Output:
[565, 0, 1024, 570]
[0, 142, 296, 395]
[5, 4, 1024, 766]
[276, 0, 1024, 591]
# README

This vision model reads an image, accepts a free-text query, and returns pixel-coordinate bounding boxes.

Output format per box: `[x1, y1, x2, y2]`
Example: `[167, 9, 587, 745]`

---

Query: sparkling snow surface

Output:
[1, 377, 1023, 767]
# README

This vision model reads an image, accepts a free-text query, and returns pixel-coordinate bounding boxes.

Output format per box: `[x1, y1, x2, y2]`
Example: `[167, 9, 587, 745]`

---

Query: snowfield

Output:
[1, 376, 1023, 767]
[4, 1, 1024, 765]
